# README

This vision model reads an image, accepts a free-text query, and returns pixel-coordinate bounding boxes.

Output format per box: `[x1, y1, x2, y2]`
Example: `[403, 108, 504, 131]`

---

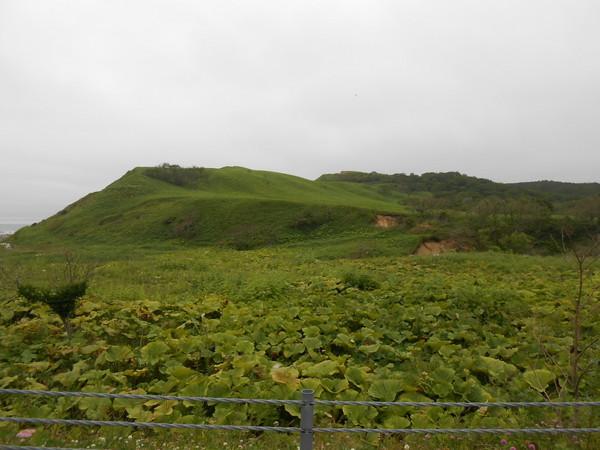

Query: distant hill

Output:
[11, 166, 599, 252]
[508, 180, 600, 202]
[318, 171, 600, 201]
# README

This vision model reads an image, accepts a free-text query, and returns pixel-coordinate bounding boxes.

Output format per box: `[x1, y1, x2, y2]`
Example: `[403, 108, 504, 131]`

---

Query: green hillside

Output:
[319, 170, 600, 252]
[11, 166, 410, 249]
[11, 166, 599, 253]
[318, 170, 600, 201]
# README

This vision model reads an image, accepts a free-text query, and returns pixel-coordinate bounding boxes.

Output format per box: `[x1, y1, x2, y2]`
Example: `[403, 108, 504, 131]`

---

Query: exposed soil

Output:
[409, 222, 434, 233]
[414, 239, 461, 256]
[375, 215, 400, 229]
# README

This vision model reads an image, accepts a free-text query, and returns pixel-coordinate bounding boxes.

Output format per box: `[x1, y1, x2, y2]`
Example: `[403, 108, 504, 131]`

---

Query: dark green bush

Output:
[342, 272, 380, 291]
[18, 281, 87, 335]
[145, 165, 205, 187]
[499, 231, 533, 253]
[291, 211, 330, 232]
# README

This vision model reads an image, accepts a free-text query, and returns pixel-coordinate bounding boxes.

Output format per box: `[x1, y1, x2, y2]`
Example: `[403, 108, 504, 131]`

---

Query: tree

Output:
[561, 232, 600, 400]
[531, 232, 599, 434]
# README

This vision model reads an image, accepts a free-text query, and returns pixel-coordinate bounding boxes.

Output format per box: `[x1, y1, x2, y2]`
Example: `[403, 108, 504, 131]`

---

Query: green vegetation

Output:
[1, 242, 599, 448]
[320, 170, 599, 253]
[1, 165, 599, 448]
[10, 166, 410, 250]
[10, 166, 599, 254]
[318, 170, 600, 201]
[16, 281, 86, 336]
[15, 253, 93, 336]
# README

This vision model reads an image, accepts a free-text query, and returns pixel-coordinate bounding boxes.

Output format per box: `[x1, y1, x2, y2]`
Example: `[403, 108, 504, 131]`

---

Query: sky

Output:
[1, 0, 599, 223]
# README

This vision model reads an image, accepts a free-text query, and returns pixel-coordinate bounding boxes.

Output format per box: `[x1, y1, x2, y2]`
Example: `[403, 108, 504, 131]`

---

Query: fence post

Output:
[300, 389, 314, 450]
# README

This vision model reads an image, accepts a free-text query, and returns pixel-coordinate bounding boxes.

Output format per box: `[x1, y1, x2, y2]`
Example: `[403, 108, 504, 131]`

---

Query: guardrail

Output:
[2, 388, 600, 449]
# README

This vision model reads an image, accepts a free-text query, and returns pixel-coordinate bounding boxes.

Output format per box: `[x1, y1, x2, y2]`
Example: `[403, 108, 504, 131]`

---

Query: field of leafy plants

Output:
[0, 244, 599, 449]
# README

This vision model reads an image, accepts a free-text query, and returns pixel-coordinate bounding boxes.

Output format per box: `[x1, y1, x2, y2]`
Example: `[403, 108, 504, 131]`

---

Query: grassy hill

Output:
[11, 166, 412, 250]
[11, 165, 599, 253]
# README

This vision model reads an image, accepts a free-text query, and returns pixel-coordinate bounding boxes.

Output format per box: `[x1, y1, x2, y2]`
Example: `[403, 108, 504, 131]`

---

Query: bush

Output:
[17, 281, 87, 336]
[145, 165, 205, 187]
[342, 272, 380, 291]
[15, 253, 93, 336]
[291, 210, 330, 232]
[499, 232, 533, 253]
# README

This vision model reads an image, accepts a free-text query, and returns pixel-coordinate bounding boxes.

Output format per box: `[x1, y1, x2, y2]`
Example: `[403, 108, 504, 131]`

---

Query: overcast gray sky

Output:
[1, 0, 599, 223]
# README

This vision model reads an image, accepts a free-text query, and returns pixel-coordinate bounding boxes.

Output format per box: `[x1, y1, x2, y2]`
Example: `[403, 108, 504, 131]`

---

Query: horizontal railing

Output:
[2, 388, 600, 450]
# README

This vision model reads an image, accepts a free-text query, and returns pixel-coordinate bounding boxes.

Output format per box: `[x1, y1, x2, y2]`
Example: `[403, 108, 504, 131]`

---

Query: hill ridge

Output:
[10, 165, 599, 253]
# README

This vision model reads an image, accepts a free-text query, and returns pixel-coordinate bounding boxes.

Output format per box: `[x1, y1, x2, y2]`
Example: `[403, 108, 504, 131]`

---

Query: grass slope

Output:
[12, 167, 410, 249]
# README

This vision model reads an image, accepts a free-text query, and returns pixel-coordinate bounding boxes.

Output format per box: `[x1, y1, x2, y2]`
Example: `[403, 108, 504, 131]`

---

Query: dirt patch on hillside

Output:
[410, 222, 434, 233]
[415, 239, 461, 256]
[375, 215, 400, 229]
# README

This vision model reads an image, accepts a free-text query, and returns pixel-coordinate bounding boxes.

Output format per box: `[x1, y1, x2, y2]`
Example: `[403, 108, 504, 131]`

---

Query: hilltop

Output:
[11, 165, 599, 253]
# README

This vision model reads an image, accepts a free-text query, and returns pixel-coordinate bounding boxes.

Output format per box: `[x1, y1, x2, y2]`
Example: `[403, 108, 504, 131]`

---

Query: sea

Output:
[0, 223, 29, 236]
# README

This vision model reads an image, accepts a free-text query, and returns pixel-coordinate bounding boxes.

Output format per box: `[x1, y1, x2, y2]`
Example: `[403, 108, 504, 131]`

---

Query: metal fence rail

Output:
[3, 388, 600, 408]
[2, 388, 600, 450]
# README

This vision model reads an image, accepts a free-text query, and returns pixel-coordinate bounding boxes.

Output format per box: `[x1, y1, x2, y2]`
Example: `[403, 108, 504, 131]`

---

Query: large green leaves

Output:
[429, 366, 455, 398]
[345, 366, 370, 389]
[302, 360, 340, 377]
[140, 341, 170, 365]
[271, 366, 300, 389]
[321, 377, 349, 394]
[0, 245, 589, 434]
[368, 379, 404, 401]
[472, 356, 518, 383]
[523, 369, 555, 392]
[104, 345, 134, 363]
[382, 415, 411, 429]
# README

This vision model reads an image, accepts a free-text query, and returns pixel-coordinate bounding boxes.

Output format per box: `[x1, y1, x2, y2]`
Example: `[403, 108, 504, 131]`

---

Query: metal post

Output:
[300, 389, 314, 450]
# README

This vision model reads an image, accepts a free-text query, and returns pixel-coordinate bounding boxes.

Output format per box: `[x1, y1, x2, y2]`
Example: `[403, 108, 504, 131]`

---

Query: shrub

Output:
[17, 281, 87, 336]
[342, 272, 380, 291]
[15, 253, 93, 336]
[145, 165, 205, 187]
[291, 211, 330, 232]
[499, 232, 533, 253]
